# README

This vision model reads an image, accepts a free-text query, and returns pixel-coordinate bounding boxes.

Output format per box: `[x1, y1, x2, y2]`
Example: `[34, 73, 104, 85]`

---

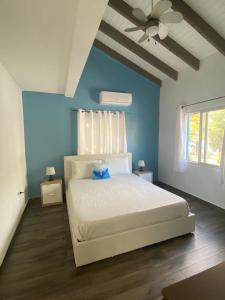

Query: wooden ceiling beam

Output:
[108, 0, 200, 71]
[171, 0, 225, 57]
[99, 21, 178, 80]
[94, 39, 162, 86]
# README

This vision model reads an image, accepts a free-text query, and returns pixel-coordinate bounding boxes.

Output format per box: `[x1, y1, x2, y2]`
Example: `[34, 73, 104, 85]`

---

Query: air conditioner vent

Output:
[99, 91, 132, 106]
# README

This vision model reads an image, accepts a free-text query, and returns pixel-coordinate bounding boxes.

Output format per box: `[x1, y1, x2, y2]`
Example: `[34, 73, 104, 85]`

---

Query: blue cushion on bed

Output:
[92, 163, 111, 180]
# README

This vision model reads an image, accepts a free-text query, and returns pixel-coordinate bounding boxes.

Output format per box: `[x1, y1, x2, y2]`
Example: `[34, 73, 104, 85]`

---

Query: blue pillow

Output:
[92, 163, 111, 180]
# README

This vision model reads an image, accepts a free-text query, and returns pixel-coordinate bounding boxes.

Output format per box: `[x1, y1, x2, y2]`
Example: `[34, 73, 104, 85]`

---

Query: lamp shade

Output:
[138, 160, 145, 168]
[46, 167, 55, 176]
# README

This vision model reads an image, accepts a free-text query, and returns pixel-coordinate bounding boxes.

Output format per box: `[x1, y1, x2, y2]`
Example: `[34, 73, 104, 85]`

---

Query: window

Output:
[186, 108, 225, 166]
[77, 110, 127, 155]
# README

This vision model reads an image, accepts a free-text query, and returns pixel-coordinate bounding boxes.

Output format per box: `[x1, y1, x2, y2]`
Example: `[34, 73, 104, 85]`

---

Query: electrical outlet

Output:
[18, 191, 28, 204]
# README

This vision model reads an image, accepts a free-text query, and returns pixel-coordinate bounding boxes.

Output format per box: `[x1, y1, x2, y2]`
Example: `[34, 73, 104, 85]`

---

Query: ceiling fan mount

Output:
[124, 0, 183, 44]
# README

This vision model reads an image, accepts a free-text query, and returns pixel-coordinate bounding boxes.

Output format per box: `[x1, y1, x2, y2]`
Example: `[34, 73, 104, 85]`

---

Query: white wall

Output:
[0, 63, 27, 266]
[159, 52, 225, 209]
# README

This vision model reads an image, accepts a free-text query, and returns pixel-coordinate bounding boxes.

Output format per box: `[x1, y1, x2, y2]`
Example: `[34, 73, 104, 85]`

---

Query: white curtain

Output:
[220, 129, 225, 184]
[174, 105, 187, 172]
[77, 110, 127, 155]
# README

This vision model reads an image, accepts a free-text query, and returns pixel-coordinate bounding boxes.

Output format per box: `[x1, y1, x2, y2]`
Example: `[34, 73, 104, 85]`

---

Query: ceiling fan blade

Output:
[138, 33, 148, 43]
[124, 26, 144, 32]
[160, 11, 183, 23]
[158, 23, 168, 40]
[132, 8, 148, 22]
[146, 25, 159, 37]
[151, 0, 172, 18]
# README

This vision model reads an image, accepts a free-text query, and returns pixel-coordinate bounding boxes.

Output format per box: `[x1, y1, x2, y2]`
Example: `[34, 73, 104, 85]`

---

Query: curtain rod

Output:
[71, 108, 128, 114]
[181, 95, 225, 109]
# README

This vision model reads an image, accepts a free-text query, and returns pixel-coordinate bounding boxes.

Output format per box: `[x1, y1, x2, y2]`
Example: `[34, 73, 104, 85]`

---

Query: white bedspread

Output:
[67, 174, 190, 241]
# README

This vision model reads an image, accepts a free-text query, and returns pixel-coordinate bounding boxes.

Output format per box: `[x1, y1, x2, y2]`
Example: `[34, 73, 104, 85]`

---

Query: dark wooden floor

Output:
[1, 183, 225, 300]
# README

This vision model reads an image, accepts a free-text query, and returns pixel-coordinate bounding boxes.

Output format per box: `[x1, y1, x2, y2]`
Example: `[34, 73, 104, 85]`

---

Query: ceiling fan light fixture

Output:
[158, 23, 168, 40]
[125, 0, 183, 44]
[146, 25, 159, 37]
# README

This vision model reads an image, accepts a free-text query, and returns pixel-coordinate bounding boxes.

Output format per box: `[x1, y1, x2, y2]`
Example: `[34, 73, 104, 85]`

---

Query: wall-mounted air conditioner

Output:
[99, 91, 132, 106]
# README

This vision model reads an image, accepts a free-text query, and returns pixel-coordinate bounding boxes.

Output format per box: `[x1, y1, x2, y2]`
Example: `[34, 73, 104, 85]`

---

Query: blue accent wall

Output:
[23, 46, 160, 198]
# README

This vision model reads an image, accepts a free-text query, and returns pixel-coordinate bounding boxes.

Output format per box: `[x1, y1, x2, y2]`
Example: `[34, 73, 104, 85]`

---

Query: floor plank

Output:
[1, 182, 225, 300]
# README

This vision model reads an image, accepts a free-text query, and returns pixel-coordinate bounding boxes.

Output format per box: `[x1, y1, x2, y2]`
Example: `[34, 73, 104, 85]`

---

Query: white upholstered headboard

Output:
[64, 153, 132, 188]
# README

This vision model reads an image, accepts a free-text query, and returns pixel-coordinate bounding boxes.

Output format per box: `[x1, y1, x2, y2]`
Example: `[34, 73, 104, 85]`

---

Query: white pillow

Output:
[104, 157, 130, 175]
[71, 160, 102, 179]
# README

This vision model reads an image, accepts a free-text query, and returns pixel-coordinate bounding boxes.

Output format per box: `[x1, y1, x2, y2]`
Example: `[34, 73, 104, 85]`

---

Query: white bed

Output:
[64, 153, 195, 267]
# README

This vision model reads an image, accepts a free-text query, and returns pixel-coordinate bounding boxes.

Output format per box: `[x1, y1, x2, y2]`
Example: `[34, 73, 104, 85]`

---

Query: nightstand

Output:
[133, 170, 153, 183]
[40, 179, 63, 207]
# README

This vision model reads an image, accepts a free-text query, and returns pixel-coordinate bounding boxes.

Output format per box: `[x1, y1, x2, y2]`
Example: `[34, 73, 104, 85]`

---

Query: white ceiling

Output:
[98, 0, 225, 82]
[0, 0, 76, 94]
[0, 0, 224, 93]
[96, 31, 167, 80]
[0, 0, 108, 96]
[185, 0, 225, 39]
[122, 0, 219, 59]
[103, 6, 188, 75]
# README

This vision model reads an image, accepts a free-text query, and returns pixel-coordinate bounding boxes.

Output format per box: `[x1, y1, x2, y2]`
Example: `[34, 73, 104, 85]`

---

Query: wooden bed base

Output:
[64, 153, 195, 267]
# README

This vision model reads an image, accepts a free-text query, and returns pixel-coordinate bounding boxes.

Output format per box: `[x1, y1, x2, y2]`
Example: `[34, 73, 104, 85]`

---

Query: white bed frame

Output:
[64, 153, 195, 267]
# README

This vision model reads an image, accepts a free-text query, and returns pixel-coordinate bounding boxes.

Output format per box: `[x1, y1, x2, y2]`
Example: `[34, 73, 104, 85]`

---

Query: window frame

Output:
[186, 106, 225, 168]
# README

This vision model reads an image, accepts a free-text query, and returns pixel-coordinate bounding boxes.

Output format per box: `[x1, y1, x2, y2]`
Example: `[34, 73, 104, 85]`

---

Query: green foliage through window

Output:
[187, 108, 225, 166]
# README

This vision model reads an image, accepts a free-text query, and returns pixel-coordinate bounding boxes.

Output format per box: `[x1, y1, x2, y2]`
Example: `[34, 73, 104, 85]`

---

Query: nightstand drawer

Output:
[41, 182, 62, 206]
[140, 173, 153, 183]
[133, 170, 153, 183]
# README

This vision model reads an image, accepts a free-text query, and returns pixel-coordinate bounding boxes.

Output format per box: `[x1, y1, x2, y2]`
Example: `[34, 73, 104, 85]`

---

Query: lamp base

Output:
[139, 167, 144, 172]
[48, 175, 54, 181]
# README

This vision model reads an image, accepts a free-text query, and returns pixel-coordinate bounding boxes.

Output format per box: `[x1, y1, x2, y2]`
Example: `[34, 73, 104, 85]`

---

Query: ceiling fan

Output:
[124, 0, 183, 43]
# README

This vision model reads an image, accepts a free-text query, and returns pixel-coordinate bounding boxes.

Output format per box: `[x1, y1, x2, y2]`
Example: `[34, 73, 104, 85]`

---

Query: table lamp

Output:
[138, 160, 145, 172]
[46, 167, 55, 181]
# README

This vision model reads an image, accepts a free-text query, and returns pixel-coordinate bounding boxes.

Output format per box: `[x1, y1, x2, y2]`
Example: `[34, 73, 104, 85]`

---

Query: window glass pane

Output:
[206, 109, 225, 165]
[201, 112, 206, 163]
[187, 112, 200, 162]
